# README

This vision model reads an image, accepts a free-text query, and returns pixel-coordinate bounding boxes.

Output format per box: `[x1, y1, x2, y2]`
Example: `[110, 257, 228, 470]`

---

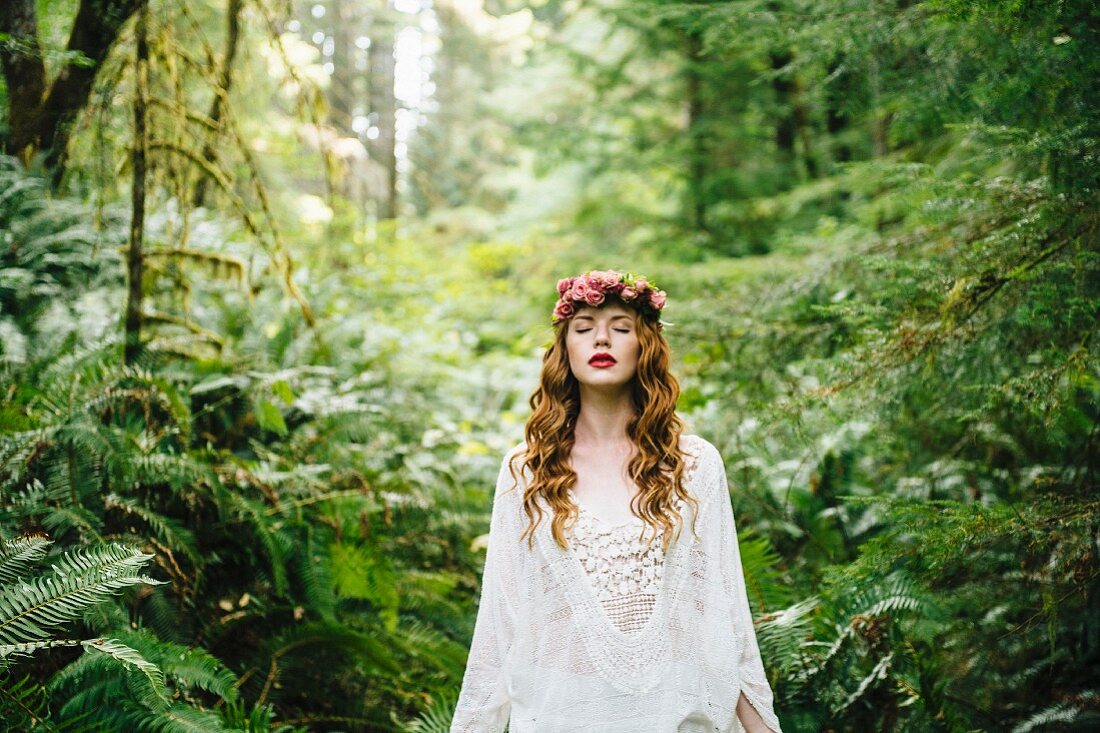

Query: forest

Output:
[0, 0, 1097, 731]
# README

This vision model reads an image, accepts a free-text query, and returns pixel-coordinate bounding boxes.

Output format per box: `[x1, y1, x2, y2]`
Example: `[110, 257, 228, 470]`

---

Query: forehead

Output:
[571, 304, 636, 323]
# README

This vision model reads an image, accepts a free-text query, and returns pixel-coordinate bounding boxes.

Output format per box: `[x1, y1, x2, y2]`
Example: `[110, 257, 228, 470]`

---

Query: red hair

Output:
[509, 297, 700, 552]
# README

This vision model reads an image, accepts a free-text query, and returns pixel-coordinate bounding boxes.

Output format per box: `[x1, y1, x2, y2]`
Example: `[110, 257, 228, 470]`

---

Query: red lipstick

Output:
[588, 352, 617, 368]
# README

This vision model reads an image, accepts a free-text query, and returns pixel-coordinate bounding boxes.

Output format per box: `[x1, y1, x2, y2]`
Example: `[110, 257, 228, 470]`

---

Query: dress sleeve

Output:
[450, 448, 522, 733]
[710, 445, 784, 733]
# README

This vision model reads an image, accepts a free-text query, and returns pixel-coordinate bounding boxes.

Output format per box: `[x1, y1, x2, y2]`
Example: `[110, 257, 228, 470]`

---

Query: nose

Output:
[593, 324, 611, 348]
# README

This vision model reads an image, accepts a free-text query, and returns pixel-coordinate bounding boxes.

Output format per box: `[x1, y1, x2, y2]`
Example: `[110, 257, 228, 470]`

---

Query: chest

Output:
[569, 450, 639, 525]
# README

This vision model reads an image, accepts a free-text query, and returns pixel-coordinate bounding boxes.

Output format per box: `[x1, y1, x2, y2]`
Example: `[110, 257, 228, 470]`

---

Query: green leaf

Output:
[271, 380, 295, 406]
[254, 398, 288, 436]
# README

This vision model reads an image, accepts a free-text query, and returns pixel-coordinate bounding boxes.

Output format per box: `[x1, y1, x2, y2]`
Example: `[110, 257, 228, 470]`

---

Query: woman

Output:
[451, 270, 783, 733]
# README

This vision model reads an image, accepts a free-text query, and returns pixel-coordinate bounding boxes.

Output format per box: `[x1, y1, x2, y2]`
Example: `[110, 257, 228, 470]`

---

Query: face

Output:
[564, 303, 641, 391]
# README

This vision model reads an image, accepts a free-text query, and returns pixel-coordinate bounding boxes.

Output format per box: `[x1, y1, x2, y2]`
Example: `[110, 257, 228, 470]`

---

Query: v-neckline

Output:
[553, 437, 705, 646]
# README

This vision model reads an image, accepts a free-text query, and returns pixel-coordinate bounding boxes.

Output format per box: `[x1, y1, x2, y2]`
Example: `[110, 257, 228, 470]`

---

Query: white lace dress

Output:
[450, 435, 783, 733]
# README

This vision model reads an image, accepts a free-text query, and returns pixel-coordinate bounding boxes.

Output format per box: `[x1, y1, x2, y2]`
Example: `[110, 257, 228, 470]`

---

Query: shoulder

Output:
[501, 441, 528, 471]
[679, 433, 722, 466]
[678, 434, 727, 502]
[493, 441, 529, 499]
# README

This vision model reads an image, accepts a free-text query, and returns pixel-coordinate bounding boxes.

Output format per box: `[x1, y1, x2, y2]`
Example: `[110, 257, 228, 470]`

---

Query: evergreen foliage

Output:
[2, 0, 1098, 730]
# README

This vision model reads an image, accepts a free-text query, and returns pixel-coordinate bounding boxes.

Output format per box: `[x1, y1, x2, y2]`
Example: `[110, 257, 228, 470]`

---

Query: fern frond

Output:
[82, 638, 169, 712]
[249, 621, 401, 706]
[293, 527, 335, 622]
[47, 543, 156, 583]
[48, 654, 126, 718]
[110, 629, 239, 705]
[392, 618, 469, 674]
[398, 689, 457, 733]
[0, 638, 82, 659]
[40, 506, 105, 543]
[844, 571, 927, 618]
[1010, 690, 1100, 732]
[135, 703, 229, 733]
[0, 543, 163, 646]
[755, 596, 819, 679]
[212, 488, 289, 596]
[104, 494, 201, 569]
[0, 672, 105, 733]
[835, 651, 894, 715]
[0, 535, 51, 584]
[736, 530, 794, 612]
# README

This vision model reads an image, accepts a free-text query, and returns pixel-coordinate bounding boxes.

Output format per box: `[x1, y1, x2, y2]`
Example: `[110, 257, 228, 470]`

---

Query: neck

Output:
[573, 384, 634, 445]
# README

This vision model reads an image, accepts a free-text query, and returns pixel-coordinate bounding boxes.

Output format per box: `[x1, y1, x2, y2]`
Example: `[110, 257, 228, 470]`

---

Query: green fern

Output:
[81, 638, 170, 712]
[132, 703, 230, 733]
[399, 689, 457, 733]
[1010, 690, 1100, 732]
[0, 535, 51, 584]
[46, 629, 242, 731]
[0, 672, 104, 733]
[104, 493, 201, 570]
[0, 541, 163, 657]
[755, 596, 819, 680]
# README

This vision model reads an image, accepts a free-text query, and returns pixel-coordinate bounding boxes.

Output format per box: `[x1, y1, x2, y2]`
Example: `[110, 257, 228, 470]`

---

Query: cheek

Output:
[626, 339, 641, 365]
[565, 338, 584, 366]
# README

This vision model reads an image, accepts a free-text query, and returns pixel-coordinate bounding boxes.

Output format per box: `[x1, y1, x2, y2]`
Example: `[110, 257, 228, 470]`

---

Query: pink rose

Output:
[584, 289, 605, 307]
[650, 290, 667, 310]
[553, 300, 575, 320]
[620, 286, 637, 301]
[557, 277, 574, 296]
[634, 278, 649, 291]
[570, 279, 591, 300]
[591, 270, 621, 290]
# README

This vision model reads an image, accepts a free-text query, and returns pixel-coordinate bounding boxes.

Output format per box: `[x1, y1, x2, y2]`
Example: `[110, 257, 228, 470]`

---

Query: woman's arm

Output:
[450, 448, 522, 733]
[737, 690, 779, 733]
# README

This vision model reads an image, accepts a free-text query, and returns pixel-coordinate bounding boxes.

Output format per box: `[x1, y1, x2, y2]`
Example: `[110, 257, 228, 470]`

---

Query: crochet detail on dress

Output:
[568, 506, 666, 634]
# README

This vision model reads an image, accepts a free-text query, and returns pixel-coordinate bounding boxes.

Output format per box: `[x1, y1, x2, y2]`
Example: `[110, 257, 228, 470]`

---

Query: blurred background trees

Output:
[1, 0, 1097, 730]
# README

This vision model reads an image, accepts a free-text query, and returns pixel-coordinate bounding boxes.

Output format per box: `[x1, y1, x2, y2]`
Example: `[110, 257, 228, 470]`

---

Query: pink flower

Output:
[591, 270, 621, 290]
[550, 269, 667, 322]
[553, 300, 575, 320]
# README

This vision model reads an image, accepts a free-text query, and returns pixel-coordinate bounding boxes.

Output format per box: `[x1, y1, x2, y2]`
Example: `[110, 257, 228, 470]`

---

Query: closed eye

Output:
[575, 328, 632, 334]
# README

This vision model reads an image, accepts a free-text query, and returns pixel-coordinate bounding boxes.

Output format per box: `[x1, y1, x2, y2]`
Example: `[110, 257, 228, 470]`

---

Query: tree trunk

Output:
[193, 0, 242, 207]
[0, 0, 144, 179]
[0, 0, 46, 163]
[329, 0, 359, 136]
[685, 28, 708, 233]
[771, 49, 817, 179]
[125, 4, 149, 365]
[770, 50, 796, 160]
[368, 16, 397, 220]
[824, 56, 853, 163]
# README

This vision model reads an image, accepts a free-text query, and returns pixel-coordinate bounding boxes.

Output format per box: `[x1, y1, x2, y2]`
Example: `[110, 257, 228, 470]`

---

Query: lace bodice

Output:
[567, 501, 667, 634]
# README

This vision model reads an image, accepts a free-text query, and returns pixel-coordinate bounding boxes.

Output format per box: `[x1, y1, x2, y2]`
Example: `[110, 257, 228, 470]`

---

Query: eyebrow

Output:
[572, 314, 634, 323]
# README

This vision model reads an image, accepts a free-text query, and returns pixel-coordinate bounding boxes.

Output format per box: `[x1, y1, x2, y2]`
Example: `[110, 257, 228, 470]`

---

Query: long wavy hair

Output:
[512, 296, 700, 552]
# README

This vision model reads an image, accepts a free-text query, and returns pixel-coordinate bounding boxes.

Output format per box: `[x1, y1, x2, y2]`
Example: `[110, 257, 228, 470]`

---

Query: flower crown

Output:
[552, 269, 668, 324]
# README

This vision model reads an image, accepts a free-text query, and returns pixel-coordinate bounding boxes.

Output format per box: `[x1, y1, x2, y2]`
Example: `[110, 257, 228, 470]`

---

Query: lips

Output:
[588, 353, 617, 367]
